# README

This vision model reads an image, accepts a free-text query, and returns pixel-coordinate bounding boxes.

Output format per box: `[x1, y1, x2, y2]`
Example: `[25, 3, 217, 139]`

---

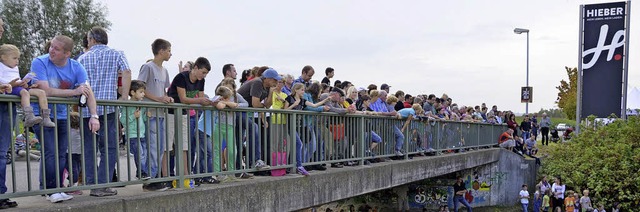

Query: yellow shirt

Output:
[272, 92, 288, 124]
[542, 195, 550, 207]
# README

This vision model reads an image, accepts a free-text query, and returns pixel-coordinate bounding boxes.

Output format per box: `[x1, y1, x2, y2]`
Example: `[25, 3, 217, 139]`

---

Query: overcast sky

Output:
[101, 0, 639, 113]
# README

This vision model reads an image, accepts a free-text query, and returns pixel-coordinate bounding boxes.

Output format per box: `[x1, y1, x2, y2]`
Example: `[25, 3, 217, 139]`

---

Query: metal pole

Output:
[576, 5, 584, 134]
[526, 32, 530, 115]
[621, 1, 631, 120]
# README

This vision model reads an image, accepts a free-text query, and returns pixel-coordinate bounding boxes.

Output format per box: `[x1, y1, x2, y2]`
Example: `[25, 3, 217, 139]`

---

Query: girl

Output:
[507, 113, 519, 137]
[287, 83, 328, 175]
[0, 44, 55, 127]
[552, 177, 566, 211]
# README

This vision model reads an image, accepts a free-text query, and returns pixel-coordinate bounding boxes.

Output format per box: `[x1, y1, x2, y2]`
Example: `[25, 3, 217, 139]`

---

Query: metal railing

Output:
[0, 95, 507, 199]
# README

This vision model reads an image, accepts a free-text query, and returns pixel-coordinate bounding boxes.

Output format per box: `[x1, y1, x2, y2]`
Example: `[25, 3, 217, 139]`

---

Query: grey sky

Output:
[102, 0, 639, 113]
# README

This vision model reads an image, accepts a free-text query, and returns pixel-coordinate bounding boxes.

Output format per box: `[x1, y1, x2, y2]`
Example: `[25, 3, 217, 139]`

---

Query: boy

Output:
[166, 57, 212, 187]
[520, 184, 530, 212]
[565, 190, 576, 212]
[137, 39, 174, 191]
[119, 80, 154, 185]
[321, 67, 334, 85]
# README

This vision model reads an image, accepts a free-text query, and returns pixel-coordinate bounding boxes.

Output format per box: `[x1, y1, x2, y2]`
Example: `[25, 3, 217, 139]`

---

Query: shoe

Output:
[200, 177, 220, 184]
[0, 199, 17, 208]
[139, 173, 151, 180]
[23, 106, 43, 128]
[296, 166, 310, 176]
[364, 160, 371, 165]
[344, 161, 357, 166]
[303, 165, 314, 171]
[330, 163, 344, 168]
[235, 173, 254, 179]
[255, 160, 271, 170]
[59, 192, 74, 201]
[47, 193, 65, 203]
[142, 182, 169, 192]
[313, 164, 327, 171]
[90, 188, 117, 197]
[395, 151, 404, 156]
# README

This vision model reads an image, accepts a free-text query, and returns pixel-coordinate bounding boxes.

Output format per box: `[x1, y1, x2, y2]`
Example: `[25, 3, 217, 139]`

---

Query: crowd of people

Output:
[520, 175, 620, 212]
[0, 18, 516, 209]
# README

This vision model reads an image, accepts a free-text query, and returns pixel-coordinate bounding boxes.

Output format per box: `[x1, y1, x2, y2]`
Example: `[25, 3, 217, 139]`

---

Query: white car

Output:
[556, 123, 567, 131]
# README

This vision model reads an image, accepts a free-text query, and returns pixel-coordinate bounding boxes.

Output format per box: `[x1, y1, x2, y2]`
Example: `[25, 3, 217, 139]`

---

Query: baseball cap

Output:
[262, 69, 282, 81]
[381, 83, 391, 90]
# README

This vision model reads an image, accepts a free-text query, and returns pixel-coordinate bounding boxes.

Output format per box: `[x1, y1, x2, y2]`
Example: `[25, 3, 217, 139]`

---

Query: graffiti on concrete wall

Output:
[408, 185, 452, 208]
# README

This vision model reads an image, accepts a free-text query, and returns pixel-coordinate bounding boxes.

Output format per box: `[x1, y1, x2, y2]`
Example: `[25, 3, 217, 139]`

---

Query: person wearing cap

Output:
[320, 88, 356, 167]
[237, 68, 281, 170]
[380, 83, 391, 93]
[293, 65, 315, 88]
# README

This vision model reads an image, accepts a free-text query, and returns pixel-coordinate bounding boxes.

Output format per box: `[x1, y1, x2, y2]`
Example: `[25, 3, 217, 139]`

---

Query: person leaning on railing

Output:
[31, 35, 100, 203]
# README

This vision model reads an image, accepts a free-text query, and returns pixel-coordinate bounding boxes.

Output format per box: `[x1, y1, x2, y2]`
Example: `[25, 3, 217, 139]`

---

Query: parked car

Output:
[556, 123, 567, 131]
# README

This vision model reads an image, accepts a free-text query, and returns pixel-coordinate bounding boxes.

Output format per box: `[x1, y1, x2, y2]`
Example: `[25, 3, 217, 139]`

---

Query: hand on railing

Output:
[0, 83, 11, 94]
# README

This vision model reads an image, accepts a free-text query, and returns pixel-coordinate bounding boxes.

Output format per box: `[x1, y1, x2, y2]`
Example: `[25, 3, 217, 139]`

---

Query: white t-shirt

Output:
[520, 190, 530, 204]
[0, 62, 20, 84]
[552, 183, 566, 199]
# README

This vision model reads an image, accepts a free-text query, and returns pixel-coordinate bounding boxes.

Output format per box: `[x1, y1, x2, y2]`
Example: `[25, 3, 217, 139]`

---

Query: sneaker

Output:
[139, 173, 151, 180]
[330, 163, 344, 168]
[296, 166, 310, 176]
[59, 192, 74, 201]
[255, 160, 271, 170]
[0, 199, 17, 209]
[200, 177, 220, 184]
[236, 173, 254, 179]
[142, 182, 169, 192]
[90, 188, 117, 197]
[313, 164, 327, 171]
[395, 151, 404, 156]
[47, 193, 65, 203]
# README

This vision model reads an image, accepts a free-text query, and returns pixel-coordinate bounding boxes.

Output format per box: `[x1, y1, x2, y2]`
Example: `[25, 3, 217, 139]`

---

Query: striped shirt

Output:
[78, 44, 130, 117]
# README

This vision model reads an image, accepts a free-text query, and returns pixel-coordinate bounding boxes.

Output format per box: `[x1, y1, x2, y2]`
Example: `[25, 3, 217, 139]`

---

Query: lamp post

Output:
[514, 27, 530, 115]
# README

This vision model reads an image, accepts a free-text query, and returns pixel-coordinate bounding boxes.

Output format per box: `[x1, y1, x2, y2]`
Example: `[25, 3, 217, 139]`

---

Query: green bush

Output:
[541, 116, 640, 210]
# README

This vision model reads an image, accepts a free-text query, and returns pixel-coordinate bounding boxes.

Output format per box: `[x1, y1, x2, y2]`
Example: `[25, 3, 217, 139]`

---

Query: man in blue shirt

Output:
[32, 35, 100, 203]
[292, 65, 315, 88]
[369, 90, 404, 156]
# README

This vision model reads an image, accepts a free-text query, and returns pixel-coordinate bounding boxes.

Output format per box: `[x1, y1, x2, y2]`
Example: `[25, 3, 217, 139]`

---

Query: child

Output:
[580, 189, 593, 212]
[0, 44, 55, 127]
[565, 190, 576, 212]
[593, 204, 605, 212]
[66, 112, 82, 195]
[574, 192, 581, 212]
[543, 190, 551, 212]
[520, 184, 530, 212]
[286, 83, 329, 175]
[534, 189, 542, 212]
[119, 80, 151, 182]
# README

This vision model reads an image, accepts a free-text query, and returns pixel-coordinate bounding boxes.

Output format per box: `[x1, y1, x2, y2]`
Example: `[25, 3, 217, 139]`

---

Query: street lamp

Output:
[514, 27, 530, 115]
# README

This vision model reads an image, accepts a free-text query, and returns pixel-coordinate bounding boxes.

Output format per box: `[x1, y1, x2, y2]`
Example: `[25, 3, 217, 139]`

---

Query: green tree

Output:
[541, 116, 640, 210]
[0, 0, 111, 76]
[556, 66, 577, 120]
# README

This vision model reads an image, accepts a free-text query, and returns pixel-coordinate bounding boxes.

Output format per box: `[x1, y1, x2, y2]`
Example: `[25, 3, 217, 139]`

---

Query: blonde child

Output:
[543, 190, 551, 212]
[271, 77, 289, 166]
[0, 44, 55, 127]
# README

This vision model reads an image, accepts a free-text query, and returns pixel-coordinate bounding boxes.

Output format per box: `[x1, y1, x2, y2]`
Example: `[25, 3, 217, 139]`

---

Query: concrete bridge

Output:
[7, 148, 537, 211]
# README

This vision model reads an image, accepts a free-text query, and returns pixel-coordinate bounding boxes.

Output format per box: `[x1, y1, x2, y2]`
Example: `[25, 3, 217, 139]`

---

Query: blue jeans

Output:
[302, 126, 317, 163]
[196, 130, 213, 174]
[522, 131, 530, 141]
[129, 137, 148, 176]
[0, 103, 15, 194]
[294, 133, 303, 167]
[393, 125, 405, 152]
[522, 203, 528, 212]
[189, 115, 198, 174]
[82, 113, 118, 185]
[454, 195, 472, 212]
[35, 119, 68, 190]
[235, 116, 261, 165]
[147, 117, 165, 178]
